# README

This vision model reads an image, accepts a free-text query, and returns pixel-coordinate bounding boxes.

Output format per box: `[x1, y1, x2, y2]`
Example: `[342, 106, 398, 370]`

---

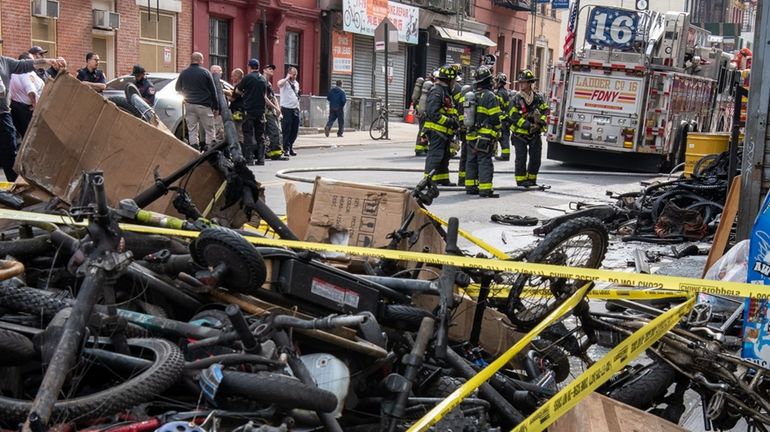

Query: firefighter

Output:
[509, 69, 549, 187]
[414, 72, 437, 156]
[494, 72, 512, 161]
[465, 66, 502, 198]
[452, 70, 467, 185]
[422, 65, 460, 185]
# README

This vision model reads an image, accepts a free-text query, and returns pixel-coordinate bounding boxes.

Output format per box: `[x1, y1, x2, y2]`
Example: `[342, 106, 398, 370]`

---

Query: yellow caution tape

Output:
[510, 296, 695, 432]
[462, 284, 690, 301]
[406, 283, 593, 432]
[0, 208, 766, 300]
[420, 208, 511, 260]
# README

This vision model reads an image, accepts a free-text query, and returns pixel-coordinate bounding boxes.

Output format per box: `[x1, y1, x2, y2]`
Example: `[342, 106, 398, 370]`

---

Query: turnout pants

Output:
[499, 127, 511, 159]
[512, 133, 542, 184]
[457, 136, 468, 185]
[414, 115, 427, 154]
[265, 112, 284, 158]
[242, 111, 266, 163]
[465, 138, 494, 193]
[424, 130, 452, 184]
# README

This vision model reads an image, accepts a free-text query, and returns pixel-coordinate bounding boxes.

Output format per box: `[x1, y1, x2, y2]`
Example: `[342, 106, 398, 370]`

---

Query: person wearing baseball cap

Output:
[132, 64, 155, 105]
[28, 46, 58, 81]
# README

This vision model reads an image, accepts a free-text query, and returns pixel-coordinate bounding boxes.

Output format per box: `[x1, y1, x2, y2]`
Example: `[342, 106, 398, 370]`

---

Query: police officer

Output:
[422, 65, 459, 185]
[509, 69, 549, 187]
[494, 73, 512, 161]
[237, 58, 268, 165]
[465, 66, 502, 198]
[132, 65, 156, 105]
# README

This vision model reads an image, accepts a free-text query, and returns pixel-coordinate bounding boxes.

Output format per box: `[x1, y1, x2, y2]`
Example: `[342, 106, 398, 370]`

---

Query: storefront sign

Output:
[332, 31, 353, 74]
[343, 0, 419, 45]
[368, 0, 388, 19]
[446, 44, 472, 66]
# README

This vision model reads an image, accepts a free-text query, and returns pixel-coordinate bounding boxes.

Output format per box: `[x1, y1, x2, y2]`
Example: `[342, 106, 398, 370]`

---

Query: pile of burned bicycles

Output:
[0, 169, 766, 432]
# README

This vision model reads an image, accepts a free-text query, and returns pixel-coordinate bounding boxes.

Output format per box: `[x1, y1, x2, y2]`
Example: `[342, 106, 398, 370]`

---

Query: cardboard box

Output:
[550, 393, 687, 432]
[304, 178, 409, 248]
[283, 182, 312, 240]
[16, 74, 235, 221]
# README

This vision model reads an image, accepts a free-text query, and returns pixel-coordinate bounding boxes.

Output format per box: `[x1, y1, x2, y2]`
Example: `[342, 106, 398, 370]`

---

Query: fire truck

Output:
[546, 5, 730, 172]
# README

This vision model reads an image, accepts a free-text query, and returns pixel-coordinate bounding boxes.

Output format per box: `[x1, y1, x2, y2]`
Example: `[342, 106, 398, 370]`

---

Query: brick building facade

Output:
[0, 0, 192, 80]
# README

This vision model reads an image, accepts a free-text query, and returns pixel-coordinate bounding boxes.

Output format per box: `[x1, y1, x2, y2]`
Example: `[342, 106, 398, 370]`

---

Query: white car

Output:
[104, 72, 233, 141]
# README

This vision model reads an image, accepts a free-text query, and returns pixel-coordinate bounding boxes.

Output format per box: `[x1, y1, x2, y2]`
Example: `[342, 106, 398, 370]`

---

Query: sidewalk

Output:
[294, 120, 419, 149]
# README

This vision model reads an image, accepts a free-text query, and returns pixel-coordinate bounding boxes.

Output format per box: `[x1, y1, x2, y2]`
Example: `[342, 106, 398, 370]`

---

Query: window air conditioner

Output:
[32, 0, 59, 19]
[93, 9, 121, 30]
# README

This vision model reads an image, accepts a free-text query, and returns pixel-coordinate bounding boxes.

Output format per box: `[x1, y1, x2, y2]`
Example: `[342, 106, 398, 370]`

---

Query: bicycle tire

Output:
[219, 371, 338, 413]
[380, 304, 434, 330]
[606, 358, 676, 410]
[0, 338, 184, 424]
[505, 217, 608, 330]
[369, 116, 386, 140]
[0, 328, 35, 366]
[191, 227, 267, 294]
[108, 96, 144, 119]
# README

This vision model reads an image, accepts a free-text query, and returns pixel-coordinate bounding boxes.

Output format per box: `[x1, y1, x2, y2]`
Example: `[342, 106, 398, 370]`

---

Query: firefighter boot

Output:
[479, 190, 500, 198]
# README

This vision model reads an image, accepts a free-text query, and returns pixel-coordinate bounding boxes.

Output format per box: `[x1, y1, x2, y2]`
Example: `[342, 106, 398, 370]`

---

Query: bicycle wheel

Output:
[0, 338, 184, 425]
[369, 116, 386, 140]
[504, 217, 608, 330]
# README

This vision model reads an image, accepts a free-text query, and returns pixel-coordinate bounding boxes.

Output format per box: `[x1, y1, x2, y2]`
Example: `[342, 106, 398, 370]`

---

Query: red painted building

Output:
[192, 0, 321, 94]
[471, 0, 529, 81]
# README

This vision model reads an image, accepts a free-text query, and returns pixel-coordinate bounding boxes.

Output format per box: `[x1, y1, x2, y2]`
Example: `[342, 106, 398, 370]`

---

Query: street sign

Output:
[482, 54, 497, 66]
[374, 18, 399, 53]
[552, 0, 569, 8]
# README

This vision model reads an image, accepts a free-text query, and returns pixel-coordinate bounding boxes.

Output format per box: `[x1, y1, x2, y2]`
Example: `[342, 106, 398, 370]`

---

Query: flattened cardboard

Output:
[305, 177, 409, 248]
[550, 393, 687, 432]
[283, 182, 312, 240]
[16, 74, 230, 218]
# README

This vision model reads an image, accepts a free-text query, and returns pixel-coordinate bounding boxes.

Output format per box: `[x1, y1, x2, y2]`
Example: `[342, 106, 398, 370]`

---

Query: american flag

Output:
[563, 0, 580, 64]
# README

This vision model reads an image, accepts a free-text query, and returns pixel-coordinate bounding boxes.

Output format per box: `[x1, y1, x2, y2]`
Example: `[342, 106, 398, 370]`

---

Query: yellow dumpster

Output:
[684, 132, 729, 177]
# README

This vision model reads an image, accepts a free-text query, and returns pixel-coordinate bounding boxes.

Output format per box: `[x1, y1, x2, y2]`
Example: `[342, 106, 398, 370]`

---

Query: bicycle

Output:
[369, 97, 392, 140]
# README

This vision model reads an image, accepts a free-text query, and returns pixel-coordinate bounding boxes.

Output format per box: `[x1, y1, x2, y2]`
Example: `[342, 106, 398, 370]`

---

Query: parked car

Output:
[103, 72, 233, 141]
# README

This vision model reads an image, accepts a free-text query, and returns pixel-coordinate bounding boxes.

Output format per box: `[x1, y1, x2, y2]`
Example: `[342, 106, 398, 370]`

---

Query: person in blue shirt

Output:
[76, 52, 106, 92]
[324, 80, 347, 137]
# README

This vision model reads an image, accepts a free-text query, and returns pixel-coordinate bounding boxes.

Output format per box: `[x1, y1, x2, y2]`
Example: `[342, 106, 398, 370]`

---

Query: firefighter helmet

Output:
[474, 66, 493, 84]
[496, 72, 508, 84]
[437, 65, 457, 81]
[517, 69, 537, 83]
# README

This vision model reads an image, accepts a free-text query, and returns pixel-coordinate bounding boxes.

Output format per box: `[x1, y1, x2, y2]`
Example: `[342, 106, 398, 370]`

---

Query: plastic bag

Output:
[704, 239, 750, 282]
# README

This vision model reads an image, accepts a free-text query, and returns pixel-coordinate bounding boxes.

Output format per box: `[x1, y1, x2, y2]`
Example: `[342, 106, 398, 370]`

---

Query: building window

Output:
[465, 0, 475, 18]
[92, 36, 112, 79]
[31, 16, 57, 57]
[209, 18, 229, 74]
[139, 10, 176, 73]
[285, 31, 300, 71]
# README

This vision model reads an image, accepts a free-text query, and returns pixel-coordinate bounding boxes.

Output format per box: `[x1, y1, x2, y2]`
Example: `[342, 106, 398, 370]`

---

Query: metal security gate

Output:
[373, 42, 407, 115]
[426, 43, 442, 78]
[352, 34, 374, 98]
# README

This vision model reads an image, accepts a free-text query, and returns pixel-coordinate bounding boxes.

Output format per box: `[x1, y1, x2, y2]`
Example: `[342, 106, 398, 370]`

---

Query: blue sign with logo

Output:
[586, 6, 639, 49]
[552, 0, 570, 8]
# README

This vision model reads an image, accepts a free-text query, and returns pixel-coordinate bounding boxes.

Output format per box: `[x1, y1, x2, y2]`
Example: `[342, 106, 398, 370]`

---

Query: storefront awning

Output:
[431, 25, 497, 48]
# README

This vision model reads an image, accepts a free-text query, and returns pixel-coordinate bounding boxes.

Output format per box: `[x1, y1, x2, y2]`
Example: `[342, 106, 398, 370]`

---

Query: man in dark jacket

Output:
[236, 58, 268, 165]
[132, 65, 155, 105]
[422, 65, 459, 185]
[465, 66, 502, 198]
[324, 80, 347, 137]
[175, 52, 219, 151]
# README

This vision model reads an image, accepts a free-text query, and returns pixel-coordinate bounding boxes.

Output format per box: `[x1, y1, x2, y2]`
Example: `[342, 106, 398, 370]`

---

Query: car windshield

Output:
[105, 77, 173, 92]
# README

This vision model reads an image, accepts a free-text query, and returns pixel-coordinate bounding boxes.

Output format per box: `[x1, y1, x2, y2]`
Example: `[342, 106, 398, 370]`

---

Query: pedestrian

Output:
[262, 64, 288, 160]
[465, 66, 502, 198]
[236, 58, 267, 165]
[494, 73, 512, 161]
[0, 51, 66, 181]
[278, 67, 300, 156]
[175, 52, 219, 151]
[76, 52, 106, 92]
[28, 46, 58, 81]
[9, 53, 45, 139]
[228, 68, 245, 145]
[422, 65, 460, 186]
[509, 69, 550, 187]
[131, 65, 155, 105]
[324, 80, 346, 137]
[210, 64, 225, 145]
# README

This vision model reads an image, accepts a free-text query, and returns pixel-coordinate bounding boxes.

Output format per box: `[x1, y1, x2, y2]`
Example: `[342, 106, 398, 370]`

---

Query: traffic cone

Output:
[405, 103, 415, 124]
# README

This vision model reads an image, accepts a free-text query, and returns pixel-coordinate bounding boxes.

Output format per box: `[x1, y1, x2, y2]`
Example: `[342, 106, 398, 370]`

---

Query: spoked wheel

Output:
[369, 116, 386, 140]
[504, 217, 608, 330]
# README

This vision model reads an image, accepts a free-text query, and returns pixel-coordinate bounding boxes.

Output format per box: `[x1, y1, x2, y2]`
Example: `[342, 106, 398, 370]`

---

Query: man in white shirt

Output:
[278, 67, 300, 156]
[9, 53, 45, 139]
